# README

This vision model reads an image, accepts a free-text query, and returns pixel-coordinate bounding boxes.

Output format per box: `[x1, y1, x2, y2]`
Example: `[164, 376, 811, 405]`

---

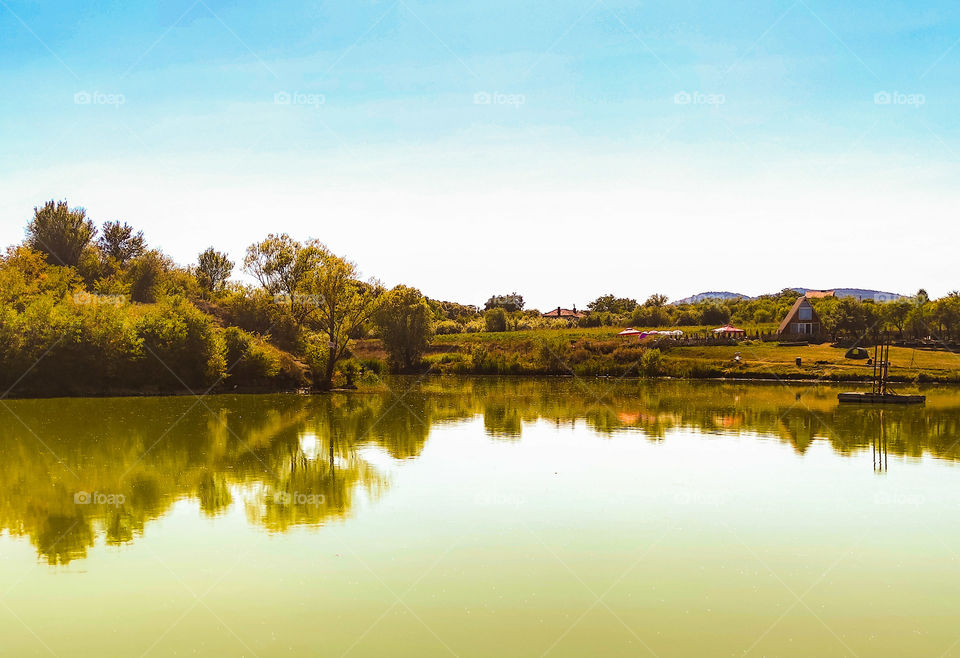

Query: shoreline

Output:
[3, 372, 954, 401]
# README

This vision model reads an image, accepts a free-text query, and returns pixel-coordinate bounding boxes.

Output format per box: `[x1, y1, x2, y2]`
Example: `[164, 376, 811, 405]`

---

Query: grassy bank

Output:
[350, 326, 960, 385]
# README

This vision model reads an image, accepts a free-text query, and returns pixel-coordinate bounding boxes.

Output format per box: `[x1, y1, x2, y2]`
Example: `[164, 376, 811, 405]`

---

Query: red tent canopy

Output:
[713, 325, 746, 334]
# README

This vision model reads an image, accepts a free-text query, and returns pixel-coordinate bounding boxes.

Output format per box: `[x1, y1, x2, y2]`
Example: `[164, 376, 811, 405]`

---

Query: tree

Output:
[484, 292, 524, 312]
[429, 299, 479, 322]
[700, 304, 728, 326]
[644, 293, 669, 308]
[26, 200, 95, 267]
[299, 249, 383, 388]
[484, 308, 507, 332]
[884, 301, 912, 337]
[98, 221, 145, 266]
[374, 285, 433, 370]
[196, 248, 234, 292]
[588, 294, 638, 315]
[243, 234, 317, 295]
[244, 234, 323, 327]
[127, 251, 169, 303]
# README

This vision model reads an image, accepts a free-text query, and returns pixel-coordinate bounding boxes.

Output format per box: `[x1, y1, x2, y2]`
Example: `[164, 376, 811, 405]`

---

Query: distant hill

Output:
[672, 291, 750, 305]
[673, 288, 905, 305]
[790, 288, 904, 302]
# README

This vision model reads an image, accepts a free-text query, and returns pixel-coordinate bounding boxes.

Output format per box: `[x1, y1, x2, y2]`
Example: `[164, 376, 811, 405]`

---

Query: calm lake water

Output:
[1, 377, 959, 656]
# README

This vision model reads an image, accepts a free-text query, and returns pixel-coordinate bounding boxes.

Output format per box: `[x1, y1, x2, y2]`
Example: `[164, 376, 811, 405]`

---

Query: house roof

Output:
[542, 308, 584, 318]
[804, 290, 835, 299]
[778, 296, 822, 333]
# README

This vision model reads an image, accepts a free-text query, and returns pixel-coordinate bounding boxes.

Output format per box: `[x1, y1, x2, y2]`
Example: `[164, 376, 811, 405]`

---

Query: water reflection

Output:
[0, 377, 958, 564]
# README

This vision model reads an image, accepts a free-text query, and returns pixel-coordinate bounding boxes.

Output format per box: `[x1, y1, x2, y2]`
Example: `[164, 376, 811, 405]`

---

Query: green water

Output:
[1, 377, 959, 656]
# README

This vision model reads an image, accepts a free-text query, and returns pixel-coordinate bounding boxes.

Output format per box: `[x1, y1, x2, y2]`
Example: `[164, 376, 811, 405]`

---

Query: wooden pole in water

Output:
[872, 344, 880, 395]
[882, 343, 891, 396]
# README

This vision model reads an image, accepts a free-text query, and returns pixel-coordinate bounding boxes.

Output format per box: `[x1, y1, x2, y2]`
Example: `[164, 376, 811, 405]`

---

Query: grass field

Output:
[353, 326, 960, 385]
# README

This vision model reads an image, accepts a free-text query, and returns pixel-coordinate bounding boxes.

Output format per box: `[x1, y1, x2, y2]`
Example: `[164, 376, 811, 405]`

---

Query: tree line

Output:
[576, 289, 960, 342]
[1, 200, 440, 395]
[3, 199, 957, 396]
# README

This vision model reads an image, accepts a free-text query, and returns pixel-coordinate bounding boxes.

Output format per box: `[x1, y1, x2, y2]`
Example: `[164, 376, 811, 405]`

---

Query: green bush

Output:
[484, 308, 507, 332]
[640, 348, 663, 376]
[221, 326, 305, 389]
[435, 320, 462, 335]
[360, 357, 388, 375]
[215, 287, 298, 349]
[134, 298, 226, 390]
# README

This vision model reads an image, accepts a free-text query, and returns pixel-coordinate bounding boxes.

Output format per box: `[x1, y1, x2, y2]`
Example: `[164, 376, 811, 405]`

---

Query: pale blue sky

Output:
[2, 0, 958, 306]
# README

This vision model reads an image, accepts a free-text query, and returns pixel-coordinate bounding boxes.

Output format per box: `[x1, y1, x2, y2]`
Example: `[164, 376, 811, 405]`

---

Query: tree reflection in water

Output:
[0, 378, 957, 563]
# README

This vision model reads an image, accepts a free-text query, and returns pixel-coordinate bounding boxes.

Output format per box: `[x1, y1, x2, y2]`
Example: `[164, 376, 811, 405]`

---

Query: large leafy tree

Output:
[883, 300, 912, 337]
[243, 234, 322, 327]
[588, 294, 638, 314]
[26, 200, 95, 267]
[374, 286, 433, 370]
[243, 234, 317, 296]
[196, 247, 234, 292]
[98, 221, 145, 266]
[127, 250, 170, 303]
[644, 293, 668, 308]
[300, 249, 383, 388]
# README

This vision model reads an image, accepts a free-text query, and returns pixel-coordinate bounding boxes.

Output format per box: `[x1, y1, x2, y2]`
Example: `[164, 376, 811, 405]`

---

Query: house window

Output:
[798, 307, 812, 321]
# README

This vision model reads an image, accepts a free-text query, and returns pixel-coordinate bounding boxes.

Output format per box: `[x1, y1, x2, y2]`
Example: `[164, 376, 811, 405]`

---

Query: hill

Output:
[790, 287, 903, 302]
[672, 291, 750, 304]
[673, 287, 905, 305]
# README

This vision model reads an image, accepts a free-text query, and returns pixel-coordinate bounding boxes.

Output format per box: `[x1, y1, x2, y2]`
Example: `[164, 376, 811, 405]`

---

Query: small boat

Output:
[838, 342, 925, 405]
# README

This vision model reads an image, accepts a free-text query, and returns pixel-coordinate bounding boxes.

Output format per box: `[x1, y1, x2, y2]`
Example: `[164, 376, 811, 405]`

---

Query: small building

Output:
[778, 297, 823, 338]
[542, 306, 585, 319]
[803, 289, 835, 299]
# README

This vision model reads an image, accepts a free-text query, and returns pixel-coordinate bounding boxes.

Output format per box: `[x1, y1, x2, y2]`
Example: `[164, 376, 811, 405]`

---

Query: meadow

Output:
[352, 325, 960, 385]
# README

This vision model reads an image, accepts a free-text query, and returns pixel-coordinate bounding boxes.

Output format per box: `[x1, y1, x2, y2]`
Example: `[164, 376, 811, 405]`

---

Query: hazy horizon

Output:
[3, 0, 958, 308]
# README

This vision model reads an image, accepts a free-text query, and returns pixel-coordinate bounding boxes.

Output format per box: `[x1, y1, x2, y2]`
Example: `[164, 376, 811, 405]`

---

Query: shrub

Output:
[216, 287, 298, 349]
[484, 308, 507, 332]
[470, 345, 489, 370]
[127, 251, 168, 303]
[373, 285, 433, 371]
[435, 320, 462, 335]
[222, 326, 303, 388]
[641, 348, 663, 376]
[360, 357, 388, 376]
[134, 298, 226, 390]
[579, 313, 602, 328]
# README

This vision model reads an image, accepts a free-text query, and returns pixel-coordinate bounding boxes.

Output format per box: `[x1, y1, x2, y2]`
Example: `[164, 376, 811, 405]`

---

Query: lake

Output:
[1, 377, 959, 656]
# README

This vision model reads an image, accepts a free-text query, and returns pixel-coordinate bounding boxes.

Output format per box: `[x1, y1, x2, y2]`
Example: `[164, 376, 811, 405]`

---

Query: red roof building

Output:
[542, 306, 585, 319]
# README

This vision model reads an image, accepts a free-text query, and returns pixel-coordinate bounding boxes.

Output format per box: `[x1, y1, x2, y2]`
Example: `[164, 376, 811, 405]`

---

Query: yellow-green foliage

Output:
[0, 249, 308, 395]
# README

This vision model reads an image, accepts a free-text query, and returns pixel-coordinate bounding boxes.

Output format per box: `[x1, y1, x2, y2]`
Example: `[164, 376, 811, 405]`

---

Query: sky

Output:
[1, 0, 959, 309]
